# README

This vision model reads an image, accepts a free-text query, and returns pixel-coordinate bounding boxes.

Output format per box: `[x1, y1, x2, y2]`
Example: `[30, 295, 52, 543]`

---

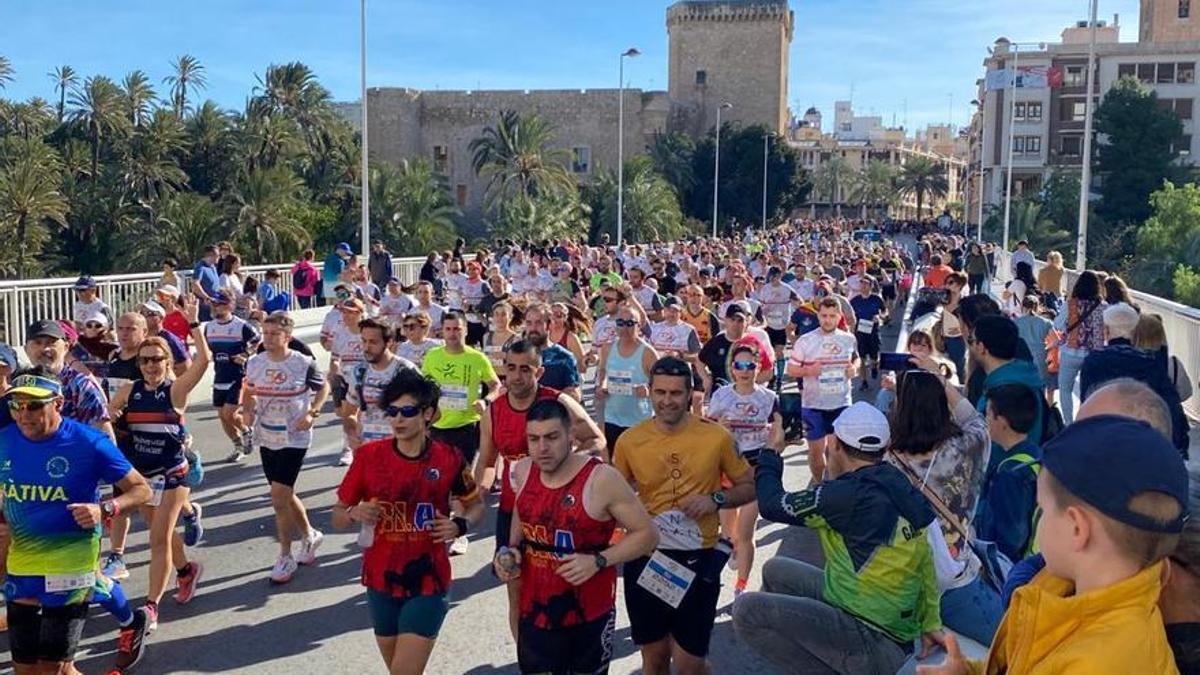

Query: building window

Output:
[1014, 102, 1026, 121]
[1060, 100, 1088, 122]
[571, 146, 591, 174]
[1061, 135, 1083, 156]
[1178, 98, 1194, 120]
[1179, 63, 1196, 83]
[695, 70, 707, 86]
[1118, 63, 1136, 79]
[1026, 136, 1042, 154]
[1065, 66, 1085, 87]
[1013, 136, 1025, 153]
[1159, 63, 1177, 84]
[433, 145, 449, 173]
[1178, 134, 1193, 155]
[455, 184, 468, 208]
[1138, 63, 1156, 83]
[1181, 0, 1190, 18]
[1027, 102, 1043, 121]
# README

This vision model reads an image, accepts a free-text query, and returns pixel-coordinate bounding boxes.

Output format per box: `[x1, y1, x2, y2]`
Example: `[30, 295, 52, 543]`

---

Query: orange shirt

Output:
[925, 265, 953, 289]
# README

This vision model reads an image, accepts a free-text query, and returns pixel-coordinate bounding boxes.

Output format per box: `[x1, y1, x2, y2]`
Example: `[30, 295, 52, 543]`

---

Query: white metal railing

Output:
[995, 249, 1200, 421]
[0, 256, 427, 346]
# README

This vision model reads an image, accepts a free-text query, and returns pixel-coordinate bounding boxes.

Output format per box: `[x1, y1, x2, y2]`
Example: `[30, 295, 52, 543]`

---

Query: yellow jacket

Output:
[971, 561, 1179, 674]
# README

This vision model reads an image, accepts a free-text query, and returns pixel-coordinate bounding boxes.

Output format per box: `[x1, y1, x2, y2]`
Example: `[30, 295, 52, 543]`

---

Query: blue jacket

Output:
[974, 439, 1040, 563]
[1079, 340, 1190, 455]
[977, 359, 1046, 475]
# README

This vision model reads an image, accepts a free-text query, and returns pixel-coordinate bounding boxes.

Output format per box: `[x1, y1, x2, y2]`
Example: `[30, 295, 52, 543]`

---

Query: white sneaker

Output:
[337, 448, 354, 466]
[449, 535, 469, 556]
[269, 554, 298, 584]
[297, 530, 324, 566]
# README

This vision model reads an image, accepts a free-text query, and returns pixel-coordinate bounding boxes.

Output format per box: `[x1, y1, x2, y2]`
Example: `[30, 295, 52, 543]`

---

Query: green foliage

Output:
[585, 156, 685, 244]
[648, 130, 696, 196]
[1172, 265, 1200, 308]
[849, 159, 896, 218]
[492, 191, 590, 243]
[1132, 182, 1200, 304]
[369, 159, 459, 255]
[469, 110, 575, 210]
[896, 156, 949, 218]
[686, 123, 808, 228]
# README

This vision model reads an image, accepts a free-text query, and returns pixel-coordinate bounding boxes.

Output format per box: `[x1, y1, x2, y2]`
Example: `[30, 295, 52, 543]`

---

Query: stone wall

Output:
[1141, 0, 1200, 42]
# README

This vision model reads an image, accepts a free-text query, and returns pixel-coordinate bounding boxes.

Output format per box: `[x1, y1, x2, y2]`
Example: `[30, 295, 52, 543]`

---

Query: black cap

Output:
[25, 319, 66, 341]
[725, 302, 750, 319]
[1042, 415, 1189, 533]
[662, 295, 683, 308]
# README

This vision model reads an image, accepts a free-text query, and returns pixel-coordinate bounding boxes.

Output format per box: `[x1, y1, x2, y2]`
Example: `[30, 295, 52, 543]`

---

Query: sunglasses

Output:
[615, 319, 638, 328]
[732, 360, 758, 371]
[84, 322, 105, 330]
[138, 355, 168, 365]
[8, 399, 51, 412]
[384, 404, 423, 419]
[336, 290, 352, 299]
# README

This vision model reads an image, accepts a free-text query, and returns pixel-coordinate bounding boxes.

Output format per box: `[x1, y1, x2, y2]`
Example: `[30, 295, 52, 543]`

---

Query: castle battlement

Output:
[666, 0, 791, 26]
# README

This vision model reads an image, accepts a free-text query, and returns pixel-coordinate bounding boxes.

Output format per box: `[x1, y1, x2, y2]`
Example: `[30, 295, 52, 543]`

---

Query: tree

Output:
[469, 110, 575, 209]
[0, 137, 68, 277]
[688, 124, 809, 227]
[586, 156, 685, 244]
[121, 70, 157, 128]
[48, 65, 78, 123]
[849, 159, 895, 219]
[648, 130, 696, 197]
[896, 156, 949, 218]
[121, 192, 226, 271]
[493, 192, 589, 243]
[1094, 75, 1185, 256]
[1007, 200, 1073, 254]
[368, 159, 459, 255]
[811, 155, 854, 217]
[164, 55, 208, 117]
[0, 56, 12, 89]
[224, 166, 310, 263]
[1132, 181, 1200, 305]
[68, 76, 131, 182]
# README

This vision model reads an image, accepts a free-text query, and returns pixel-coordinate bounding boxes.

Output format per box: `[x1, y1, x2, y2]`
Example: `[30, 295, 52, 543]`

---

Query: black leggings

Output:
[968, 273, 986, 295]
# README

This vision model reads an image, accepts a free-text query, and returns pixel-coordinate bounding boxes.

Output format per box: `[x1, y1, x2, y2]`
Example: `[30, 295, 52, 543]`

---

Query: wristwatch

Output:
[100, 500, 118, 518]
[710, 490, 728, 509]
[594, 553, 609, 570]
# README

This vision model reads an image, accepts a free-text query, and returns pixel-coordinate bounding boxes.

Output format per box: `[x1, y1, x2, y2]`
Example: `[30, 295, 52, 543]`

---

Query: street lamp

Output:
[617, 47, 640, 247]
[1002, 41, 1046, 253]
[971, 98, 985, 241]
[1077, 0, 1099, 271]
[712, 102, 733, 238]
[761, 132, 770, 230]
[359, 0, 370, 257]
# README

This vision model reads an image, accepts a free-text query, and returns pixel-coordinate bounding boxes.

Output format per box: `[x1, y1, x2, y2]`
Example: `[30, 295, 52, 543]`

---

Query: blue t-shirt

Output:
[849, 294, 886, 326]
[539, 344, 581, 391]
[0, 419, 132, 575]
[192, 260, 219, 298]
[323, 253, 347, 291]
[156, 329, 189, 364]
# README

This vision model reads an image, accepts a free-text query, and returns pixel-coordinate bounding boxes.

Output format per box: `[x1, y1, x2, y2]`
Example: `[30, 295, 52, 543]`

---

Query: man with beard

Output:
[343, 318, 418, 450]
[522, 303, 581, 400]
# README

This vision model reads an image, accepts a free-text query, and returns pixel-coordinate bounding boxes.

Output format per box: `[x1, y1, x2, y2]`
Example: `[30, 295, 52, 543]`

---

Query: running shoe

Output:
[270, 554, 299, 584]
[113, 606, 150, 672]
[185, 448, 205, 487]
[226, 436, 247, 463]
[173, 561, 204, 604]
[297, 529, 324, 566]
[240, 428, 256, 453]
[337, 448, 354, 466]
[449, 535, 469, 556]
[102, 552, 130, 581]
[182, 502, 204, 547]
[143, 602, 159, 634]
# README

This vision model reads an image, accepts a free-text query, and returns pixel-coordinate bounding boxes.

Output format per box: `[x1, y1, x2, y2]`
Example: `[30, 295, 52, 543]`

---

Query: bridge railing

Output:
[0, 256, 427, 346]
[995, 249, 1200, 421]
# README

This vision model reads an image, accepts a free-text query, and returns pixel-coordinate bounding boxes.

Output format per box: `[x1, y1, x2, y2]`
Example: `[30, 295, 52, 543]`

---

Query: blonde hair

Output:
[1047, 251, 1063, 266]
[1132, 313, 1168, 351]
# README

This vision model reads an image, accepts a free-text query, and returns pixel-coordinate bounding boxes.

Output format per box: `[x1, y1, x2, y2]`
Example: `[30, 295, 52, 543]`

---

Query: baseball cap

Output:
[81, 311, 109, 327]
[662, 295, 682, 309]
[832, 402, 891, 452]
[156, 284, 181, 298]
[139, 300, 167, 317]
[1042, 415, 1189, 533]
[72, 275, 96, 291]
[336, 242, 353, 254]
[0, 343, 19, 371]
[211, 291, 234, 306]
[25, 319, 66, 342]
[725, 302, 751, 319]
[9, 373, 63, 400]
[387, 276, 401, 285]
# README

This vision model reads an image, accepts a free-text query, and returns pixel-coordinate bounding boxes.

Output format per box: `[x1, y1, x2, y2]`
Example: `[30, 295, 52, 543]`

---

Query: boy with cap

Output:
[920, 415, 1189, 674]
[71, 276, 113, 331]
[735, 402, 946, 674]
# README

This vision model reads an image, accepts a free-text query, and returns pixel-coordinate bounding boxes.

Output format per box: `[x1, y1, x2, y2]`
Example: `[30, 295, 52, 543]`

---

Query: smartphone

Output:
[879, 352, 917, 373]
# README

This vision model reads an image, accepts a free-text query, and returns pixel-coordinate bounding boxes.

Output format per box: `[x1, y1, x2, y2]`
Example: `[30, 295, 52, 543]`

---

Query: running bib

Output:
[106, 377, 130, 400]
[819, 367, 848, 397]
[607, 370, 634, 397]
[857, 319, 875, 334]
[484, 345, 504, 368]
[652, 509, 703, 550]
[441, 384, 469, 410]
[44, 571, 96, 593]
[636, 551, 696, 609]
[362, 420, 391, 441]
[147, 475, 166, 508]
[259, 402, 291, 448]
[729, 420, 770, 450]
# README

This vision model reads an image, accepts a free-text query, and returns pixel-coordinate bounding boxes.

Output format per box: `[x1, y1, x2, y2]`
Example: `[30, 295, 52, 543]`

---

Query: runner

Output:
[107, 297, 210, 630]
[596, 305, 658, 453]
[754, 267, 800, 372]
[68, 313, 118, 380]
[327, 298, 366, 466]
[614, 356, 755, 675]
[204, 290, 260, 462]
[243, 312, 330, 584]
[481, 301, 518, 378]
[395, 311, 443, 366]
[412, 282, 446, 336]
[379, 278, 415, 330]
[138, 300, 192, 377]
[421, 311, 500, 555]
[787, 297, 859, 484]
[522, 304, 582, 401]
[706, 344, 784, 595]
[344, 318, 418, 450]
[0, 370, 153, 675]
[333, 368, 485, 675]
[649, 297, 704, 413]
[459, 262, 492, 347]
[495, 399, 658, 675]
[848, 275, 886, 391]
[476, 339, 606, 638]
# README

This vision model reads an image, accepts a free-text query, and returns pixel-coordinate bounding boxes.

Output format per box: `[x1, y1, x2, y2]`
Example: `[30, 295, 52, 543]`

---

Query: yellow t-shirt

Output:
[614, 415, 748, 549]
[420, 346, 497, 430]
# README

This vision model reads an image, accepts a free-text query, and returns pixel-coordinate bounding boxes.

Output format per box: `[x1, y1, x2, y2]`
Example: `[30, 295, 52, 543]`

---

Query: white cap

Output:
[140, 299, 167, 317]
[1102, 302, 1139, 340]
[81, 311, 108, 327]
[156, 284, 181, 298]
[832, 402, 891, 453]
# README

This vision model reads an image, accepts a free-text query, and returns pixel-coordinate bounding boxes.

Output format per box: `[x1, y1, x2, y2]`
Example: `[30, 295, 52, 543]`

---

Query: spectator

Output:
[323, 242, 354, 306]
[941, 272, 968, 382]
[875, 329, 955, 414]
[159, 258, 180, 290]
[1079, 302, 1189, 455]
[975, 384, 1041, 562]
[970, 315, 1046, 453]
[1133, 312, 1194, 405]
[1053, 270, 1105, 423]
[290, 249, 319, 309]
[735, 402, 946, 674]
[368, 240, 392, 288]
[1009, 239, 1035, 275]
[1162, 462, 1199, 673]
[1037, 251, 1064, 300]
[963, 243, 989, 295]
[886, 359, 1001, 646]
[1014, 294, 1054, 400]
[71, 275, 113, 330]
[1104, 274, 1135, 308]
[190, 245, 221, 321]
[1001, 262, 1037, 318]
[258, 269, 290, 313]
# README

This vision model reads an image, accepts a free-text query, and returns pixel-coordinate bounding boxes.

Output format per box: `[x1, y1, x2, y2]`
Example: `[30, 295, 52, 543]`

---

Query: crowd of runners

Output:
[0, 219, 1196, 675]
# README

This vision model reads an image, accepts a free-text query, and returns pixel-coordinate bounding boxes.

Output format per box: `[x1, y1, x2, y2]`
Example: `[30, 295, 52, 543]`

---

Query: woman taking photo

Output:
[886, 357, 1001, 646]
[1054, 270, 1106, 423]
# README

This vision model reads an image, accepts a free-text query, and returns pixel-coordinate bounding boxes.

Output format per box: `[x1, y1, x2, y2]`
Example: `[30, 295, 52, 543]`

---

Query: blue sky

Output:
[1, 0, 1140, 133]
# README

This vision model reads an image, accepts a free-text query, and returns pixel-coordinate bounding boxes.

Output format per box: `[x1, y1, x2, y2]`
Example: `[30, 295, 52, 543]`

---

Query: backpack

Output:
[293, 265, 312, 290]
[1041, 399, 1064, 443]
[996, 453, 1043, 559]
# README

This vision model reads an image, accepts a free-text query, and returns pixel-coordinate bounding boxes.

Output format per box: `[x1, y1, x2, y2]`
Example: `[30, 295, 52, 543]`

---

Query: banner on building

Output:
[986, 66, 1063, 90]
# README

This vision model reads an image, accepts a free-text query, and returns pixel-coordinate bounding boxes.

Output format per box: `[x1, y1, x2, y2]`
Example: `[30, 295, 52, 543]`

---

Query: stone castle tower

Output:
[1140, 0, 1200, 42]
[667, 0, 794, 135]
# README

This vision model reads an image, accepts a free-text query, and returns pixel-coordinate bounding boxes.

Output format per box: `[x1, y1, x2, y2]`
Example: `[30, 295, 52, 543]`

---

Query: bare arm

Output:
[560, 393, 606, 462]
[595, 466, 658, 564]
[107, 381, 133, 421]
[170, 301, 210, 406]
[474, 409, 498, 490]
[112, 469, 152, 513]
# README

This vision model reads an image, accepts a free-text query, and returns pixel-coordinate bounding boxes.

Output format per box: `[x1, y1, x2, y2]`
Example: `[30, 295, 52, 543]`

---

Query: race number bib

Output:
[259, 402, 291, 448]
[636, 551, 696, 609]
[652, 509, 703, 550]
[484, 345, 505, 368]
[819, 367, 848, 397]
[607, 370, 634, 396]
[441, 384, 469, 410]
[362, 419, 392, 441]
[45, 571, 96, 593]
[857, 319, 875, 334]
[731, 421, 770, 450]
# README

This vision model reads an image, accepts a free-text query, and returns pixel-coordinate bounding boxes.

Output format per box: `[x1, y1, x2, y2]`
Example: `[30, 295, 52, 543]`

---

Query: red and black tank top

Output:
[490, 385, 559, 512]
[516, 457, 616, 629]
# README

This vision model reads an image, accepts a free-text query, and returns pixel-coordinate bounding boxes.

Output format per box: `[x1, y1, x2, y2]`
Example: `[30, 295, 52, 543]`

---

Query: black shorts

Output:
[603, 423, 629, 461]
[623, 550, 722, 658]
[431, 423, 480, 467]
[518, 610, 615, 675]
[329, 374, 349, 407]
[855, 331, 881, 359]
[765, 327, 788, 347]
[881, 284, 897, 301]
[261, 446, 307, 487]
[7, 601, 89, 665]
[466, 321, 487, 347]
[212, 379, 243, 407]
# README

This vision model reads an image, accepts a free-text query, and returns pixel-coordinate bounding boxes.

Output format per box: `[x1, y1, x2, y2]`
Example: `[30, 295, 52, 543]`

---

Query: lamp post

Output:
[1076, 0, 1099, 270]
[359, 0, 370, 256]
[971, 98, 985, 241]
[1002, 41, 1046, 252]
[617, 47, 640, 247]
[712, 102, 733, 238]
[761, 133, 770, 230]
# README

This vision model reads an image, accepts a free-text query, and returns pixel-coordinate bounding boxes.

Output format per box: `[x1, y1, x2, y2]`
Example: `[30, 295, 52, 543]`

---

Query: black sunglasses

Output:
[615, 319, 638, 328]
[385, 404, 423, 419]
[8, 399, 50, 412]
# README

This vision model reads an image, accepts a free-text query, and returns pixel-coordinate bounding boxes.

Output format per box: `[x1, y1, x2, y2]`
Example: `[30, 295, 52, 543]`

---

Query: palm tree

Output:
[0, 139, 69, 277]
[124, 109, 189, 203]
[896, 156, 949, 219]
[849, 159, 896, 219]
[494, 191, 589, 242]
[812, 155, 853, 217]
[369, 159, 459, 255]
[48, 65, 78, 123]
[68, 76, 131, 182]
[469, 110, 575, 209]
[588, 156, 684, 243]
[5, 98, 55, 140]
[121, 70, 157, 127]
[183, 100, 237, 196]
[164, 55, 207, 117]
[648, 130, 697, 197]
[0, 56, 13, 89]
[124, 192, 226, 270]
[224, 166, 310, 263]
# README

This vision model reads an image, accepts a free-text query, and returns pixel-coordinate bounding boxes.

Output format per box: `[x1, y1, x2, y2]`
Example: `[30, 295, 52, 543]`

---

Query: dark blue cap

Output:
[212, 291, 234, 305]
[1042, 415, 1189, 534]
